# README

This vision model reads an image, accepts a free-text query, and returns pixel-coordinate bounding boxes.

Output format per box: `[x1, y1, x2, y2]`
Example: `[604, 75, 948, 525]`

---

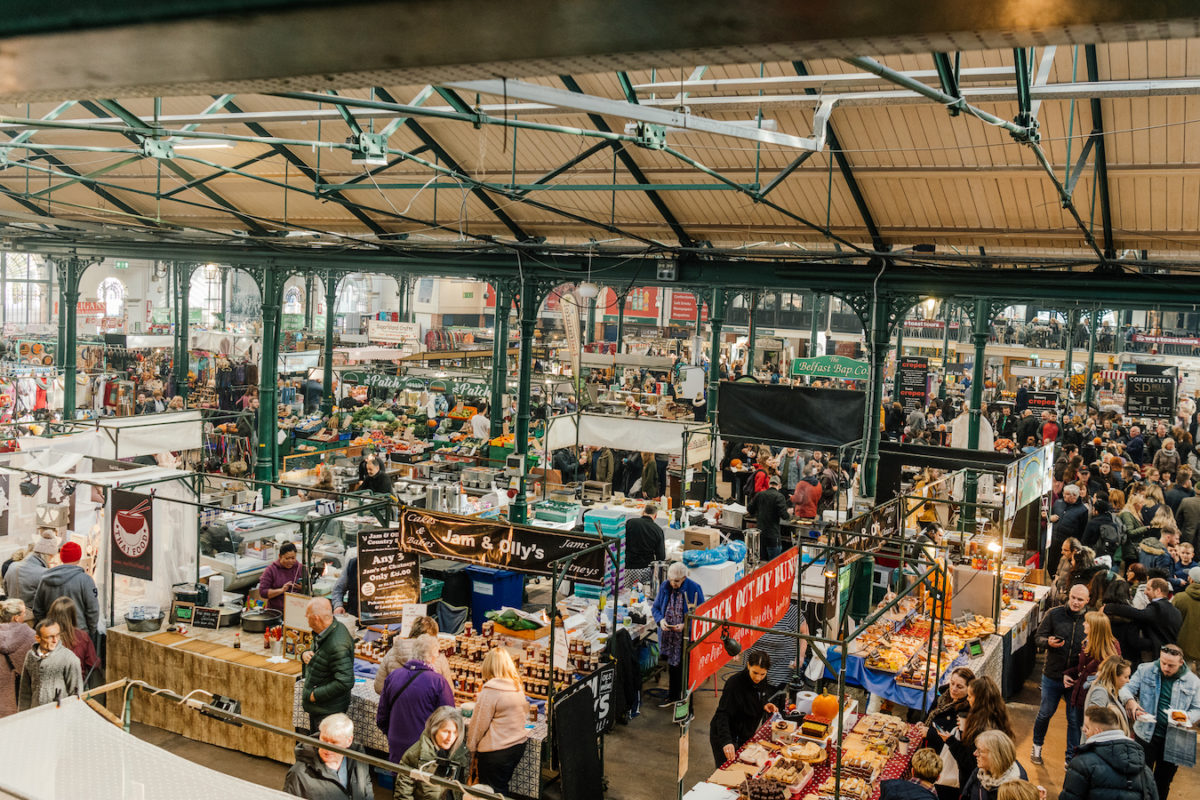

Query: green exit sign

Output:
[114, 260, 129, 269]
[463, 291, 474, 299]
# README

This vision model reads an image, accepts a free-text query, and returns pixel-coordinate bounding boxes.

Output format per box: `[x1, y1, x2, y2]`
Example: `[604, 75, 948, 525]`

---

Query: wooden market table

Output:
[106, 624, 304, 763]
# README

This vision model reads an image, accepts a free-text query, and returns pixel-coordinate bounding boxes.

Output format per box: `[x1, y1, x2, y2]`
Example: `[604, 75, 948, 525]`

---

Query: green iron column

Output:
[808, 293, 822, 384]
[55, 257, 86, 418]
[1084, 307, 1099, 408]
[860, 296, 890, 498]
[584, 294, 597, 346]
[745, 291, 758, 377]
[705, 289, 727, 502]
[490, 282, 511, 440]
[963, 298, 991, 526]
[893, 310, 906, 402]
[940, 304, 953, 383]
[173, 262, 193, 403]
[706, 289, 727, 427]
[320, 272, 338, 416]
[616, 291, 626, 353]
[509, 277, 542, 525]
[255, 267, 282, 482]
[303, 275, 315, 332]
[1063, 309, 1076, 401]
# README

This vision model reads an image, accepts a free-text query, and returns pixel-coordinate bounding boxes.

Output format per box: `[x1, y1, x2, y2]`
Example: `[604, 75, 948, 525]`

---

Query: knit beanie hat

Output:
[59, 541, 82, 564]
[33, 530, 59, 556]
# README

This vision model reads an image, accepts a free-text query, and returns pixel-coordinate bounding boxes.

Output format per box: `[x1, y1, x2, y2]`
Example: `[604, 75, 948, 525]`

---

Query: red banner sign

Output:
[687, 547, 797, 691]
[601, 287, 659, 320]
[77, 301, 105, 314]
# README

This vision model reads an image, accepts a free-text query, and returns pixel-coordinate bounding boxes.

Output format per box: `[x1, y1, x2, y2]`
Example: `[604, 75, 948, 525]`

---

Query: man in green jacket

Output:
[301, 598, 355, 732]
[1173, 566, 1200, 672]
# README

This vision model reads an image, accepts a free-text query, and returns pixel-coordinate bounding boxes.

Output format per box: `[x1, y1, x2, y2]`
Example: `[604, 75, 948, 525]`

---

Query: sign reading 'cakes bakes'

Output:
[111, 489, 154, 581]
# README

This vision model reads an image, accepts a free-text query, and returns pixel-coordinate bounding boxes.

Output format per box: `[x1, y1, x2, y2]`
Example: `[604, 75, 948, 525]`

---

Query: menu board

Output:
[191, 606, 222, 630]
[357, 528, 420, 625]
[897, 356, 929, 412]
[1125, 374, 1177, 418]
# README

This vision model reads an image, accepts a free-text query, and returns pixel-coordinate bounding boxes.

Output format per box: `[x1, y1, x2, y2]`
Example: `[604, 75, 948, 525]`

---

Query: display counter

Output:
[106, 624, 303, 763]
[691, 713, 920, 800]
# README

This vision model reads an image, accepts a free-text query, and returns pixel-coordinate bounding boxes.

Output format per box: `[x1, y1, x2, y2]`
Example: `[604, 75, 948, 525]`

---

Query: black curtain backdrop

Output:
[718, 382, 865, 446]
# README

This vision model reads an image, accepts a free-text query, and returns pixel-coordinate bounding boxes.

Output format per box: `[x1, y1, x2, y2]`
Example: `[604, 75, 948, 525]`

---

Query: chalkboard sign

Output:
[1125, 374, 1176, 417]
[897, 356, 929, 413]
[192, 606, 222, 630]
[358, 528, 420, 625]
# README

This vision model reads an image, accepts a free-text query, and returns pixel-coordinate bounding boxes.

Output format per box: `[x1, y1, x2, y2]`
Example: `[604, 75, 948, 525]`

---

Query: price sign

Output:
[191, 606, 222, 630]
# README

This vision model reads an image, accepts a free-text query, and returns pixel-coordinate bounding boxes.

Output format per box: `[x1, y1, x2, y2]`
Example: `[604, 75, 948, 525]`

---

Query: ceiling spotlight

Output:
[19, 475, 40, 496]
[577, 281, 598, 300]
[721, 623, 741, 657]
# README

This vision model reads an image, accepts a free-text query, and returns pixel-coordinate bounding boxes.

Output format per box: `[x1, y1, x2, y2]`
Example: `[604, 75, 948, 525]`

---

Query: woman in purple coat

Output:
[257, 542, 304, 612]
[376, 634, 454, 762]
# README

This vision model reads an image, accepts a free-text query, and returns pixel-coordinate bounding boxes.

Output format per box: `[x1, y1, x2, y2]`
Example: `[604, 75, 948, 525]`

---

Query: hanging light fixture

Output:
[721, 622, 741, 657]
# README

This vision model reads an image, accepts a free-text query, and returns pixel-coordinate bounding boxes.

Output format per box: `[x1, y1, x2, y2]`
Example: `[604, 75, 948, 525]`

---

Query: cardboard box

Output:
[683, 527, 721, 551]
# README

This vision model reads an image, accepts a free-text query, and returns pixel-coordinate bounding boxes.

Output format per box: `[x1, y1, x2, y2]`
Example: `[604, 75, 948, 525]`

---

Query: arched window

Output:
[98, 277, 125, 317]
[189, 266, 224, 327]
[283, 286, 303, 315]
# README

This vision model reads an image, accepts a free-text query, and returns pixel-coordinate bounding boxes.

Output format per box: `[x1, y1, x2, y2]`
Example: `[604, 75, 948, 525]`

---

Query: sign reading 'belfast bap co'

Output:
[790, 355, 869, 380]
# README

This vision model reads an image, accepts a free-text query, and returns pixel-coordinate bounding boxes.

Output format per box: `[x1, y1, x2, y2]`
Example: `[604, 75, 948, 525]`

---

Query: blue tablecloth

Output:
[821, 648, 966, 709]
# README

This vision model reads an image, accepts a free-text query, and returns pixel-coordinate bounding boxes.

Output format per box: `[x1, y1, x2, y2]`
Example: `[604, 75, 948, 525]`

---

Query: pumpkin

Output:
[730, 458, 743, 469]
[427, 419, 440, 428]
[811, 693, 839, 719]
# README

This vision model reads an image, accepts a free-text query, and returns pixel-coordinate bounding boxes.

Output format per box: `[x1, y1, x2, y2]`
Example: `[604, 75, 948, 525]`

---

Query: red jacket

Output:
[790, 480, 821, 518]
[1041, 421, 1060, 442]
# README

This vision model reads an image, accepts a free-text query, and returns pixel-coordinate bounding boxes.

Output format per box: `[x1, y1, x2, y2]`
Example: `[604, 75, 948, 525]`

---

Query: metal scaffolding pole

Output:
[706, 289, 726, 501]
[55, 258, 85, 417]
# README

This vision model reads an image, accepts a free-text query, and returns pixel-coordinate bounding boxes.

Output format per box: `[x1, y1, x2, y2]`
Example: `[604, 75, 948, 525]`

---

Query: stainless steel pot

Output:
[240, 608, 282, 633]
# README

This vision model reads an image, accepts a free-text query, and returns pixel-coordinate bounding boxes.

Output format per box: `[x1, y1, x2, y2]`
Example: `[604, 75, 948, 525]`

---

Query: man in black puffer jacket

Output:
[1032, 583, 1090, 765]
[1059, 705, 1159, 800]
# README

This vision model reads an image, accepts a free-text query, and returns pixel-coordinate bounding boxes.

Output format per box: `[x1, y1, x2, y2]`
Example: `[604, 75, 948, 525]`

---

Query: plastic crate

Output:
[420, 577, 444, 603]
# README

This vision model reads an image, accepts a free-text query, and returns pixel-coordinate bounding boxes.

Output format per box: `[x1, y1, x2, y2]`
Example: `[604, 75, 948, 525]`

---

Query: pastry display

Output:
[740, 776, 787, 800]
[762, 758, 804, 786]
[738, 743, 770, 766]
[771, 719, 798, 742]
[783, 741, 825, 763]
[799, 716, 830, 740]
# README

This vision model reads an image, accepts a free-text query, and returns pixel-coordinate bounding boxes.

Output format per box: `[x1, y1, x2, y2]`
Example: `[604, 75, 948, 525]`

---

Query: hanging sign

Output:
[1125, 374, 1177, 417]
[687, 547, 797, 691]
[400, 508, 606, 584]
[897, 356, 929, 413]
[341, 371, 404, 391]
[1025, 391, 1059, 411]
[367, 319, 420, 344]
[790, 355, 870, 380]
[1132, 333, 1200, 347]
[357, 528, 420, 624]
[110, 489, 154, 581]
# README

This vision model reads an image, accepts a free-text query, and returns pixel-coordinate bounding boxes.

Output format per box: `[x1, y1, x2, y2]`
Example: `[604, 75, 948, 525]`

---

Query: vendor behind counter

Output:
[258, 542, 304, 612]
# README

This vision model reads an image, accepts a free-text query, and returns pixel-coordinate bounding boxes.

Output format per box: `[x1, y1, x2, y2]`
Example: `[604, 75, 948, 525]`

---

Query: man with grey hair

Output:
[377, 633, 454, 763]
[283, 712, 372, 799]
[301, 597, 354, 733]
[1049, 482, 1090, 575]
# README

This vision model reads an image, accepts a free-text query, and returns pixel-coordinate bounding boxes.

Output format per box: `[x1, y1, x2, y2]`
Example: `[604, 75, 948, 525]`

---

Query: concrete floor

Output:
[133, 657, 1200, 800]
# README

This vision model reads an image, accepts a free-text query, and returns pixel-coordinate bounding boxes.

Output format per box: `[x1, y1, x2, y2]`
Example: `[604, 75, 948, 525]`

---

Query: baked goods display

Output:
[783, 741, 826, 763]
[761, 758, 810, 787]
[799, 716, 831, 741]
[738, 743, 770, 766]
[771, 719, 798, 742]
[739, 776, 787, 800]
[813, 775, 871, 800]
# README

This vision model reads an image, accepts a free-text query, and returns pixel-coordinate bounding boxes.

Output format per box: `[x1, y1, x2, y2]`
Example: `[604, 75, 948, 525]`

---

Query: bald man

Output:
[301, 597, 355, 732]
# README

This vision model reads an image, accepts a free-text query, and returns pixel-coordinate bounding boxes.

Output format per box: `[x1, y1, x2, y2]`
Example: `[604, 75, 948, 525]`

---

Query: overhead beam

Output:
[220, 97, 389, 237]
[560, 75, 693, 247]
[635, 66, 1012, 93]
[1085, 44, 1117, 260]
[84, 100, 271, 235]
[373, 87, 531, 242]
[8, 237, 1198, 310]
[795, 61, 885, 253]
[444, 78, 830, 149]
[2, 1, 1197, 103]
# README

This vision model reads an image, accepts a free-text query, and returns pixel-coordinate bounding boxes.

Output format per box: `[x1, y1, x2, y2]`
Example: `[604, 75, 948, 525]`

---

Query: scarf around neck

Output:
[976, 761, 1022, 791]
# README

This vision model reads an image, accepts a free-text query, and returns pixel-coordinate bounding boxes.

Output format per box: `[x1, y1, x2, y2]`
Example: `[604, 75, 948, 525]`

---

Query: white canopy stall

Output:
[544, 412, 713, 465]
[0, 699, 293, 800]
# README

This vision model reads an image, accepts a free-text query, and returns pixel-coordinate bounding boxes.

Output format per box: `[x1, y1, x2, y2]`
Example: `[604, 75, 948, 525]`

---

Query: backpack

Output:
[1097, 513, 1126, 555]
[744, 469, 767, 504]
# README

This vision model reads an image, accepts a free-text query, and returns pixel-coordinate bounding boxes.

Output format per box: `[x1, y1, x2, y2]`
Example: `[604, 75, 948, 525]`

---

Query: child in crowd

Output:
[1172, 541, 1197, 592]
